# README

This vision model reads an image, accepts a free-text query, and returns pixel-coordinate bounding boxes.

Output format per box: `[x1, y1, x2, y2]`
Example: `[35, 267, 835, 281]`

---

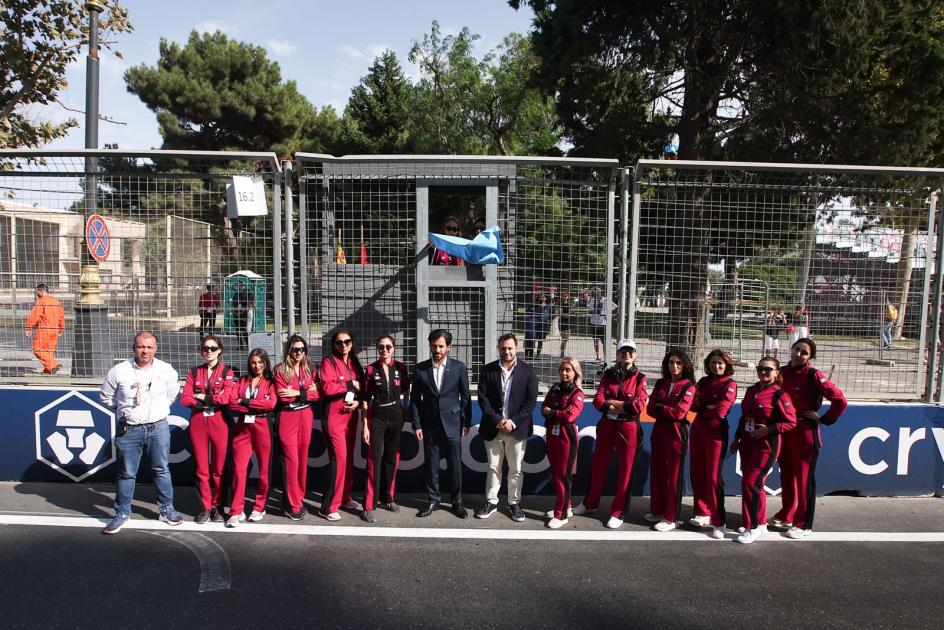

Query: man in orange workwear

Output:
[25, 283, 65, 374]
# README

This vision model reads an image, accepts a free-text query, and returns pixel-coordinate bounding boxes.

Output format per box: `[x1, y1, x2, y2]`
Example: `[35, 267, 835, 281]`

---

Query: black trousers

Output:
[367, 405, 404, 509]
[423, 422, 462, 504]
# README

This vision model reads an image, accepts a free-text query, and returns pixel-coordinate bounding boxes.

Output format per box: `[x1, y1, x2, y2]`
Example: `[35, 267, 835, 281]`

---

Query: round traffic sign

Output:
[85, 214, 111, 263]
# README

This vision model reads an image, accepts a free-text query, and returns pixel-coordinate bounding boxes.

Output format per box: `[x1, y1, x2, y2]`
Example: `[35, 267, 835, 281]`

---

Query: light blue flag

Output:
[428, 226, 504, 265]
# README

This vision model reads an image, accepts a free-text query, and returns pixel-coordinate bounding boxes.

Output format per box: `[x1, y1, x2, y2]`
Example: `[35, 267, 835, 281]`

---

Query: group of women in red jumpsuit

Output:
[180, 330, 412, 526]
[562, 338, 845, 542]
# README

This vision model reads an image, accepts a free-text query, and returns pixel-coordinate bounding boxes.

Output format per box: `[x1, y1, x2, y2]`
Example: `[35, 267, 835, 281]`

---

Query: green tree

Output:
[342, 50, 414, 154]
[513, 0, 944, 352]
[0, 0, 132, 148]
[125, 30, 318, 156]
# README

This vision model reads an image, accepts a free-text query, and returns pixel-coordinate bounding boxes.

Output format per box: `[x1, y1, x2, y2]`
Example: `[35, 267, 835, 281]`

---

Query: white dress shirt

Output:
[100, 357, 181, 425]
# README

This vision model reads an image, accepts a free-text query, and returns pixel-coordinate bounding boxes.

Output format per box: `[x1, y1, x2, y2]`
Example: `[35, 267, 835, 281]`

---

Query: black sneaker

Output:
[209, 506, 224, 523]
[475, 502, 499, 519]
[509, 504, 526, 522]
[361, 509, 375, 523]
[288, 509, 304, 521]
[195, 510, 210, 524]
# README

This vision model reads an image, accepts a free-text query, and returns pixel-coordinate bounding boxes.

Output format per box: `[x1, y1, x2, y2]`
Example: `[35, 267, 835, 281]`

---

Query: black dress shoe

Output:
[452, 503, 468, 519]
[417, 501, 439, 517]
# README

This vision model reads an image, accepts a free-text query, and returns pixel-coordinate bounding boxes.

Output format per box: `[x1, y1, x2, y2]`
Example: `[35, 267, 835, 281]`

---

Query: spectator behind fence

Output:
[764, 310, 786, 359]
[99, 332, 182, 534]
[787, 304, 810, 348]
[556, 293, 572, 358]
[25, 283, 64, 375]
[232, 282, 254, 350]
[883, 296, 898, 349]
[429, 216, 467, 266]
[198, 284, 220, 335]
[524, 294, 552, 360]
[180, 334, 235, 524]
[588, 289, 617, 362]
[476, 333, 538, 522]
[227, 348, 277, 527]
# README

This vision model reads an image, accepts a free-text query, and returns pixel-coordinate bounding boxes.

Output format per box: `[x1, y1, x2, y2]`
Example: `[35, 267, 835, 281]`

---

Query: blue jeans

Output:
[114, 418, 174, 515]
[882, 323, 893, 348]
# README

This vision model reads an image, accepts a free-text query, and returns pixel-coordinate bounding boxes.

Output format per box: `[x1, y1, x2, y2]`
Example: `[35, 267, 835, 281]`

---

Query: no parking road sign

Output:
[86, 214, 111, 262]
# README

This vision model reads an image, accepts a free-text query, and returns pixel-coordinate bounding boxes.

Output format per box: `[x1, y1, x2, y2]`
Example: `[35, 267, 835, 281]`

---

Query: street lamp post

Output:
[72, 1, 112, 377]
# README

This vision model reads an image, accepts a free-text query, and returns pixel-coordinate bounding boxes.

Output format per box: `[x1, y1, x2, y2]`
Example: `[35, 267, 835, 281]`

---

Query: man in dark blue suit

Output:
[475, 333, 538, 521]
[411, 329, 473, 518]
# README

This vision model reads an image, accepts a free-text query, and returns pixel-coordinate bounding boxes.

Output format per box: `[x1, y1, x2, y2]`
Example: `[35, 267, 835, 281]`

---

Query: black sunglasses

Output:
[201, 346, 220, 353]
[756, 366, 775, 374]
[444, 225, 458, 233]
[290, 346, 307, 354]
[475, 225, 485, 232]
[335, 339, 353, 346]
[377, 344, 393, 351]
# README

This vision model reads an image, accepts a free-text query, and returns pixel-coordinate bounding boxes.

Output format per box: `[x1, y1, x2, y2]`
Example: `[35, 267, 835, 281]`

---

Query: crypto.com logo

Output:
[34, 391, 116, 482]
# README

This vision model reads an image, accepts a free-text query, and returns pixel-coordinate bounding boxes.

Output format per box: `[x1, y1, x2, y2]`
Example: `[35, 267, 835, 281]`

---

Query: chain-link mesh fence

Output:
[296, 156, 618, 388]
[628, 161, 943, 399]
[0, 150, 281, 381]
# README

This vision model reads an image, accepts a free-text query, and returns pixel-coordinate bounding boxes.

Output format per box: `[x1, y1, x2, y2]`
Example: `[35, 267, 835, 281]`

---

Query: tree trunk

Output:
[217, 197, 240, 275]
[894, 216, 919, 340]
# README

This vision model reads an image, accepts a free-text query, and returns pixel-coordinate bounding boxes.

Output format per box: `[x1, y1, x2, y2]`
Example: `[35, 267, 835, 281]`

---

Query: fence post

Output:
[927, 186, 944, 401]
[618, 167, 630, 341]
[283, 160, 295, 337]
[273, 166, 283, 363]
[627, 172, 642, 341]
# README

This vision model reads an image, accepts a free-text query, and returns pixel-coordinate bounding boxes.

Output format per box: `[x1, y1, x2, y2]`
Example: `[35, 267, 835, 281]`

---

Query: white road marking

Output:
[144, 531, 232, 593]
[2, 514, 944, 543]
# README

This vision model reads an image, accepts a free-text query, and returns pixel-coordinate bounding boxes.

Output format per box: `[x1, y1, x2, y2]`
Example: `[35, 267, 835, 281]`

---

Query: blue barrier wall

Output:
[3, 386, 943, 497]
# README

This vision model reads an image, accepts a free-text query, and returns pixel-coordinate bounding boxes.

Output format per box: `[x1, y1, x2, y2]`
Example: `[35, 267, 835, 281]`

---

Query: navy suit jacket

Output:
[410, 357, 472, 439]
[477, 359, 538, 441]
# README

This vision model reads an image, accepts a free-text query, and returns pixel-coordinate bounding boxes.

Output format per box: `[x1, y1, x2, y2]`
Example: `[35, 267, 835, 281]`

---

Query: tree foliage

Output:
[342, 50, 414, 154]
[125, 30, 323, 157]
[0, 0, 132, 148]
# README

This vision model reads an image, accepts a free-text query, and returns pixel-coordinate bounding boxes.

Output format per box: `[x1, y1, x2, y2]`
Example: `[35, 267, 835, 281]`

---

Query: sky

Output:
[46, 0, 536, 151]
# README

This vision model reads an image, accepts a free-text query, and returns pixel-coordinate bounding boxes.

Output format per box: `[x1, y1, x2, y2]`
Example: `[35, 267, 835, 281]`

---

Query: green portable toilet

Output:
[223, 270, 265, 334]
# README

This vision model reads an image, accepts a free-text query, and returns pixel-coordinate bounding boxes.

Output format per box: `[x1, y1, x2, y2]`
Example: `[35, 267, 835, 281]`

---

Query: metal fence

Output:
[2, 149, 943, 402]
[295, 155, 618, 387]
[0, 149, 282, 381]
[626, 161, 944, 400]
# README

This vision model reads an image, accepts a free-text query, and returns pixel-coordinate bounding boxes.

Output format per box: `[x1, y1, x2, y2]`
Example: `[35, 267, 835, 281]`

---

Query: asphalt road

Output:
[2, 483, 943, 630]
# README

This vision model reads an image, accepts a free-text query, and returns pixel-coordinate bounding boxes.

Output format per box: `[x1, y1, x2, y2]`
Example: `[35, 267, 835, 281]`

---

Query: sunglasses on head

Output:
[377, 344, 393, 351]
[201, 346, 220, 353]
[444, 225, 458, 233]
[290, 346, 306, 354]
[335, 339, 353, 346]
[756, 366, 775, 374]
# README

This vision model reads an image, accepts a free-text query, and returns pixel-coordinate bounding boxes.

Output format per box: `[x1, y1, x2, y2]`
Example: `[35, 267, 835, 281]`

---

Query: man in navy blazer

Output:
[475, 333, 538, 521]
[411, 329, 473, 518]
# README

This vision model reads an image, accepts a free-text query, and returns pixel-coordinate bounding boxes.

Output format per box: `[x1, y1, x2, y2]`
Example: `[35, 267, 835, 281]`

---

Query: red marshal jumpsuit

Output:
[181, 363, 236, 512]
[319, 356, 365, 515]
[689, 375, 737, 527]
[228, 376, 277, 516]
[544, 383, 585, 520]
[646, 377, 696, 523]
[275, 368, 319, 513]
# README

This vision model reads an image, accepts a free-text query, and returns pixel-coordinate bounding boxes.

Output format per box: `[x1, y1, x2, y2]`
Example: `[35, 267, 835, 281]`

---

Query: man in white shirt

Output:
[99, 332, 183, 534]
[475, 333, 538, 521]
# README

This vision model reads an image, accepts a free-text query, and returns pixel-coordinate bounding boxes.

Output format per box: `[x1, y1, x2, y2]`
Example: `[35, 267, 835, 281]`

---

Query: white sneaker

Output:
[737, 526, 746, 534]
[689, 515, 711, 528]
[644, 513, 663, 522]
[785, 526, 811, 539]
[341, 500, 360, 510]
[572, 503, 595, 515]
[736, 529, 757, 544]
[248, 510, 265, 522]
[544, 508, 574, 519]
[319, 511, 341, 522]
[654, 519, 677, 532]
[225, 513, 246, 528]
[770, 518, 792, 529]
[711, 526, 725, 539]
[756, 524, 768, 536]
[605, 516, 624, 529]
[547, 518, 568, 529]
